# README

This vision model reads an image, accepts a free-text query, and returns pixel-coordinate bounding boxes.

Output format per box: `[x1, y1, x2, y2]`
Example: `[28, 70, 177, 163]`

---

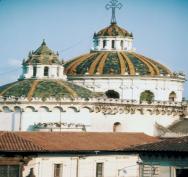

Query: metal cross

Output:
[105, 0, 123, 24]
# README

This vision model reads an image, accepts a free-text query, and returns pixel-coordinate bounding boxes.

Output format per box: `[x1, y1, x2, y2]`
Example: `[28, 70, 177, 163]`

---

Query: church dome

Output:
[95, 23, 133, 38]
[64, 51, 172, 76]
[0, 79, 96, 101]
[24, 40, 62, 65]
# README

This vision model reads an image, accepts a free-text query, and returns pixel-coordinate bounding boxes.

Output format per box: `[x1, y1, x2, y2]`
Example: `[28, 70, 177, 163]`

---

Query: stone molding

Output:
[0, 96, 186, 116]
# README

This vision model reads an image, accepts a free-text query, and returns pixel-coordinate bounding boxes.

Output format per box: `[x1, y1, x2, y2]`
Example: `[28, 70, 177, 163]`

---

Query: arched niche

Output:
[52, 106, 64, 112]
[169, 91, 177, 102]
[113, 122, 122, 132]
[67, 106, 79, 112]
[105, 90, 120, 99]
[2, 106, 12, 113]
[140, 90, 154, 103]
[38, 106, 50, 112]
[82, 106, 93, 113]
[25, 106, 36, 112]
[14, 106, 22, 112]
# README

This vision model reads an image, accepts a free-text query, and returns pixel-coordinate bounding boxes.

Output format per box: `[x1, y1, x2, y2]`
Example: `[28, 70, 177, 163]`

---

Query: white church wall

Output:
[0, 112, 20, 131]
[0, 104, 180, 136]
[70, 76, 184, 102]
[90, 112, 178, 136]
[20, 108, 92, 131]
[23, 154, 139, 177]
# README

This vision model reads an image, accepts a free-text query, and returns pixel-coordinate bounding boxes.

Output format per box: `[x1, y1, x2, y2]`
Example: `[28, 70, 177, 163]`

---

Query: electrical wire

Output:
[59, 40, 84, 53]
[0, 67, 20, 76]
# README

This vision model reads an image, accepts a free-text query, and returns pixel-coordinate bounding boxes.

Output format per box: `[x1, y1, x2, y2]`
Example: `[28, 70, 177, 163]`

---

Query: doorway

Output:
[176, 169, 188, 177]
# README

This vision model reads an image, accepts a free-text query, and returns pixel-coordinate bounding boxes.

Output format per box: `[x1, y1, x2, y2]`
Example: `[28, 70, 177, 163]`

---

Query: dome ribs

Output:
[117, 52, 126, 74]
[117, 25, 128, 36]
[120, 52, 136, 75]
[56, 81, 78, 98]
[27, 80, 41, 101]
[88, 52, 105, 75]
[0, 80, 25, 97]
[64, 52, 172, 76]
[97, 52, 109, 74]
[134, 53, 160, 76]
[130, 53, 155, 76]
[66, 53, 95, 75]
[96, 23, 130, 37]
[141, 55, 172, 75]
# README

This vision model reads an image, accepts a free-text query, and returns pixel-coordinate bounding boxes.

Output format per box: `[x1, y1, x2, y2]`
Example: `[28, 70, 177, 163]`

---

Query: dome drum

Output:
[20, 64, 66, 80]
[92, 23, 133, 52]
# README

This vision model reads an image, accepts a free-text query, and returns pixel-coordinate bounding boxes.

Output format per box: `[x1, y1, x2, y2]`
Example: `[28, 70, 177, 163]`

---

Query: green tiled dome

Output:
[0, 79, 96, 101]
[64, 51, 172, 76]
[95, 23, 132, 37]
[24, 40, 62, 65]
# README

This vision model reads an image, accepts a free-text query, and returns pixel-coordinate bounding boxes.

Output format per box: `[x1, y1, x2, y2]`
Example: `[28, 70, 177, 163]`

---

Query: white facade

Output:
[23, 154, 140, 177]
[0, 97, 184, 136]
[0, 18, 186, 137]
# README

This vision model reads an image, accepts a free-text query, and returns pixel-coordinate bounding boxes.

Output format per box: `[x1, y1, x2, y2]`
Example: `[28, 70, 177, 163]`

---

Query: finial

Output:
[105, 0, 123, 24]
[28, 51, 32, 58]
[93, 32, 97, 38]
[42, 39, 46, 46]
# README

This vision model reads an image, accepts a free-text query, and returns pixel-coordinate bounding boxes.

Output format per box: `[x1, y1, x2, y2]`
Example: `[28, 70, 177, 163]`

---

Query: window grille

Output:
[54, 164, 63, 177]
[96, 163, 104, 177]
[0, 165, 20, 177]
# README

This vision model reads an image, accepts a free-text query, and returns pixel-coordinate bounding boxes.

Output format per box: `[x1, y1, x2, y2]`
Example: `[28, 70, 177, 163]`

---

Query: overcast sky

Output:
[0, 0, 188, 98]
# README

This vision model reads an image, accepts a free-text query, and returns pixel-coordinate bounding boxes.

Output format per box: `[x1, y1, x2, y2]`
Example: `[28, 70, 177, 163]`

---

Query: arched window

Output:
[33, 66, 37, 77]
[113, 122, 122, 132]
[112, 40, 115, 49]
[140, 90, 154, 103]
[169, 91, 176, 102]
[44, 66, 49, 76]
[57, 67, 60, 77]
[103, 40, 107, 48]
[120, 40, 124, 50]
[105, 90, 120, 99]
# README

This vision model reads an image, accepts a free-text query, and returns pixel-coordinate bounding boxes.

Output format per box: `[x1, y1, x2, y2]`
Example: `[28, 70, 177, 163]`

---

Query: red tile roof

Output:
[124, 136, 188, 152]
[0, 132, 158, 153]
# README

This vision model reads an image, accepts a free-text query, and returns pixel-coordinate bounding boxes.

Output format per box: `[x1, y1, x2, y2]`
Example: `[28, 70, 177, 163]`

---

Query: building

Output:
[0, 0, 187, 177]
[0, 131, 187, 177]
[0, 4, 187, 135]
[0, 131, 158, 177]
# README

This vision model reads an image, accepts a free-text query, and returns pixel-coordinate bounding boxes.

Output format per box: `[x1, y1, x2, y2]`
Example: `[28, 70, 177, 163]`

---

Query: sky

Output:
[0, 0, 188, 97]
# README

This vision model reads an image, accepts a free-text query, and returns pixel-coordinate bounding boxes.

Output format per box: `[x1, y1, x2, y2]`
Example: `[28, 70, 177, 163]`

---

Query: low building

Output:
[0, 132, 157, 177]
[0, 132, 188, 177]
[126, 136, 188, 177]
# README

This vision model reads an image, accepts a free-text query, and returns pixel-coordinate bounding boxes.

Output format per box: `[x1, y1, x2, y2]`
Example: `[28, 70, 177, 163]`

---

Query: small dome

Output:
[24, 40, 61, 65]
[96, 23, 132, 38]
[0, 79, 96, 100]
[64, 51, 172, 76]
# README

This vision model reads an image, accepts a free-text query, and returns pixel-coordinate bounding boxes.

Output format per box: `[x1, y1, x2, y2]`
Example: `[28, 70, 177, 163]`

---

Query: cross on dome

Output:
[105, 0, 123, 24]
